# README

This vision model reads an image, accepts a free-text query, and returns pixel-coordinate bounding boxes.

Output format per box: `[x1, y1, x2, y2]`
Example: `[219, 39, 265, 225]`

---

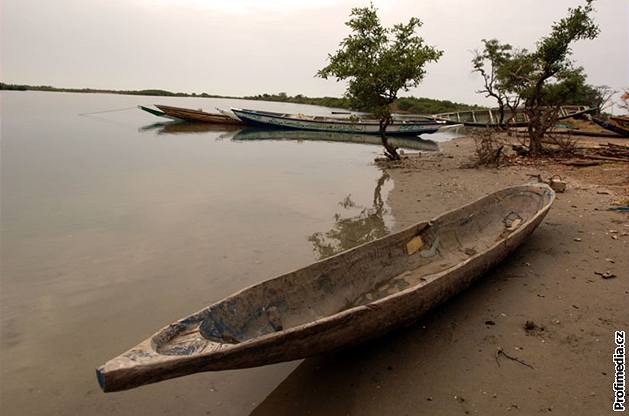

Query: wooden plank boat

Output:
[590, 115, 629, 138]
[231, 108, 445, 136]
[433, 105, 593, 127]
[155, 105, 244, 125]
[138, 105, 174, 119]
[97, 183, 555, 392]
[232, 128, 439, 152]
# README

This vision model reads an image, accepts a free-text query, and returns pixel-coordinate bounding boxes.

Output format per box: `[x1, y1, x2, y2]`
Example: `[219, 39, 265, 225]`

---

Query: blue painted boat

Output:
[231, 108, 444, 136]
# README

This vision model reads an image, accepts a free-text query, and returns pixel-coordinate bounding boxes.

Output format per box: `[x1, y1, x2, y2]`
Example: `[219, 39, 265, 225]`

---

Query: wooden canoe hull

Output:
[231, 108, 444, 136]
[591, 116, 629, 138]
[433, 105, 593, 127]
[138, 105, 175, 119]
[155, 105, 244, 125]
[97, 184, 554, 392]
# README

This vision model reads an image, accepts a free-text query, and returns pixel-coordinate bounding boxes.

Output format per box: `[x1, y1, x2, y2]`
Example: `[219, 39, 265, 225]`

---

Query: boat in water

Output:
[232, 128, 439, 152]
[231, 108, 445, 136]
[432, 105, 593, 127]
[138, 105, 174, 119]
[151, 105, 244, 125]
[97, 183, 554, 392]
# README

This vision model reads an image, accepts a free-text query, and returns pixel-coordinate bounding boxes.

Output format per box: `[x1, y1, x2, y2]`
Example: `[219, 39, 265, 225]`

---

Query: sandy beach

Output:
[251, 135, 628, 415]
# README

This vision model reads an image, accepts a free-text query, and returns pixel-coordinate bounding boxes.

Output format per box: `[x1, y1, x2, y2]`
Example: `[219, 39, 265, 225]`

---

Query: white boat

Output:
[231, 108, 445, 136]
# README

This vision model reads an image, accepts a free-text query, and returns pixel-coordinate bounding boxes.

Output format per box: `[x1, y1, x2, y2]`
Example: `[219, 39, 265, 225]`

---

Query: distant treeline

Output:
[0, 82, 230, 98]
[244, 92, 485, 114]
[1, 82, 484, 114]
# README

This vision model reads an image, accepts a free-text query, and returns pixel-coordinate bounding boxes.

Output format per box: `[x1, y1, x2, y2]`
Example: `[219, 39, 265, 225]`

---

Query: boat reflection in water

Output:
[139, 121, 241, 136]
[309, 171, 391, 260]
[140, 122, 440, 152]
[232, 128, 439, 152]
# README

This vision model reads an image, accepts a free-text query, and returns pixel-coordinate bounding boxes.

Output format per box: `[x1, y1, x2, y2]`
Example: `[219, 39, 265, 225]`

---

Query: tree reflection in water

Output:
[308, 171, 390, 259]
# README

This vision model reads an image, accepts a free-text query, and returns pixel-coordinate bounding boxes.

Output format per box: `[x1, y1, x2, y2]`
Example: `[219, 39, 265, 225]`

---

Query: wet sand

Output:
[251, 136, 628, 415]
[2, 93, 626, 415]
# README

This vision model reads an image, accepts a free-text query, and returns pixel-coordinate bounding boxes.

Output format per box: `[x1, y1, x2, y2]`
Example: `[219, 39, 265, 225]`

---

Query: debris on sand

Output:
[548, 175, 567, 193]
[495, 347, 535, 369]
[594, 271, 616, 279]
[523, 320, 545, 335]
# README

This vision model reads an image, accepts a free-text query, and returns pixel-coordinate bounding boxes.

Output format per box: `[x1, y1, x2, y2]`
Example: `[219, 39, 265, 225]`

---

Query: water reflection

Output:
[1, 91, 399, 416]
[233, 128, 439, 152]
[308, 171, 390, 260]
[139, 121, 240, 136]
[140, 121, 440, 152]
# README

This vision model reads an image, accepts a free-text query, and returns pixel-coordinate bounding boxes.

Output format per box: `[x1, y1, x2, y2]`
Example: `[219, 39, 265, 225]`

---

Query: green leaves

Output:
[474, 0, 599, 109]
[317, 4, 442, 120]
[471, 1, 599, 154]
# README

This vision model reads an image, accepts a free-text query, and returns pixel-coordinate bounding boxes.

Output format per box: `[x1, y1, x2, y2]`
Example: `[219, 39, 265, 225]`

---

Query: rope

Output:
[78, 106, 137, 116]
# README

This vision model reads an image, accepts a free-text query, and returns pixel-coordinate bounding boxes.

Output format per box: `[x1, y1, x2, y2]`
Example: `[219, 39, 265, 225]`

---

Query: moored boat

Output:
[138, 105, 174, 119]
[155, 105, 244, 125]
[433, 105, 593, 127]
[590, 115, 629, 138]
[231, 108, 445, 136]
[97, 183, 554, 392]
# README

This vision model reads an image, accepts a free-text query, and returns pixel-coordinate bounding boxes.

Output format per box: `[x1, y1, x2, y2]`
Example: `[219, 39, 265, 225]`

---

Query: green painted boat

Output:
[138, 105, 175, 119]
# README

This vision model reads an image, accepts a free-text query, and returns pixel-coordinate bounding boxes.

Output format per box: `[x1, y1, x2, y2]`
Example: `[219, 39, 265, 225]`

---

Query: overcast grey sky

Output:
[2, 0, 627, 106]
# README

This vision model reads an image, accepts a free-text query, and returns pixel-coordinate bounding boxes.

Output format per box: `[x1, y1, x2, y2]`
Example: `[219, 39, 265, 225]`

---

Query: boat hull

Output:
[231, 108, 443, 136]
[155, 105, 244, 125]
[138, 105, 177, 120]
[433, 105, 593, 127]
[98, 184, 554, 392]
[591, 116, 629, 138]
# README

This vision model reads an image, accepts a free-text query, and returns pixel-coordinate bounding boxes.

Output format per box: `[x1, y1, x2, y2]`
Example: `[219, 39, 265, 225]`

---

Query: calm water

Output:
[0, 91, 450, 415]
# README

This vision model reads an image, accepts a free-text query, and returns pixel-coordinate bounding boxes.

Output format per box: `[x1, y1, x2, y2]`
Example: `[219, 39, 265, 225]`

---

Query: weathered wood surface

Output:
[155, 105, 244, 125]
[591, 115, 629, 138]
[433, 105, 591, 127]
[97, 184, 555, 392]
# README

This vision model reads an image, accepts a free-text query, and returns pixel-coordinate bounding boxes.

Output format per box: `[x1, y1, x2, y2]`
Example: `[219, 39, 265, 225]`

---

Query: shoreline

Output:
[0, 84, 485, 114]
[251, 135, 628, 415]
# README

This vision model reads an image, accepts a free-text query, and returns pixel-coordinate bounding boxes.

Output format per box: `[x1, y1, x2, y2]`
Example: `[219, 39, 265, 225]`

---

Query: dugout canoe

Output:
[155, 105, 244, 125]
[231, 108, 445, 136]
[97, 183, 555, 392]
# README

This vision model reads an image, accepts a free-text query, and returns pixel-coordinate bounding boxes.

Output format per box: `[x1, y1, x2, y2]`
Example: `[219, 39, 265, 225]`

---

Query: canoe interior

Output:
[152, 186, 552, 356]
[155, 105, 243, 125]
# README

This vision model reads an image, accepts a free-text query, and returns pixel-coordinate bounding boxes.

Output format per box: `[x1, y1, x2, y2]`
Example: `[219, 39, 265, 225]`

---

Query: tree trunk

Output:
[527, 124, 543, 156]
[497, 98, 506, 129]
[527, 110, 544, 157]
[525, 76, 549, 157]
[379, 116, 400, 160]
